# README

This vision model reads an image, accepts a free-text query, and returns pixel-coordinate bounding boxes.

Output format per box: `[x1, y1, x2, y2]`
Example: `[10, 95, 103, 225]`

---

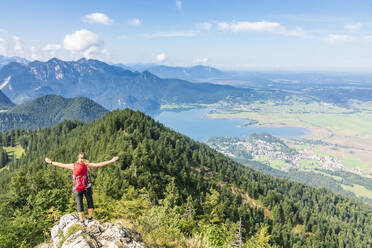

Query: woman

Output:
[45, 152, 119, 222]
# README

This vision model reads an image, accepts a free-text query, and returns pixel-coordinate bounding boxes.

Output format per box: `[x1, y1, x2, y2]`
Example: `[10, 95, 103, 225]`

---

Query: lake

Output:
[153, 108, 309, 142]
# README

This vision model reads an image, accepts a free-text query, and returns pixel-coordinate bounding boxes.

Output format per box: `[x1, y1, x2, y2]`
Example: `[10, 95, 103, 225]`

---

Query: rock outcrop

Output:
[42, 214, 146, 248]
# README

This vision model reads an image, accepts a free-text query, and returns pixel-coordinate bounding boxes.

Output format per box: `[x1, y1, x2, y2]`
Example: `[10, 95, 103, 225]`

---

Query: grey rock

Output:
[61, 231, 90, 248]
[49, 214, 146, 248]
[51, 224, 61, 240]
[58, 214, 79, 230]
[63, 221, 84, 236]
[99, 239, 121, 248]
[51, 224, 62, 248]
[85, 222, 104, 237]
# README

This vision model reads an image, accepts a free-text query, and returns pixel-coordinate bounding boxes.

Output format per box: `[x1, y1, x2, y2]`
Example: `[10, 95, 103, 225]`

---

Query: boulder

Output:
[46, 214, 146, 248]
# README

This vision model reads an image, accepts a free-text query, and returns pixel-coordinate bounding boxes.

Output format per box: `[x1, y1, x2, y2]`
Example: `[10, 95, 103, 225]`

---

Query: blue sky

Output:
[1, 0, 372, 71]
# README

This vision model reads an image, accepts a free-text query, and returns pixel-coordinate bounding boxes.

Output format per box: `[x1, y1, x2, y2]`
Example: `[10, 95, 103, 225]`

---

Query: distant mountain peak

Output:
[47, 57, 62, 63]
[77, 57, 88, 62]
[0, 55, 29, 69]
[142, 70, 158, 80]
[116, 63, 226, 81]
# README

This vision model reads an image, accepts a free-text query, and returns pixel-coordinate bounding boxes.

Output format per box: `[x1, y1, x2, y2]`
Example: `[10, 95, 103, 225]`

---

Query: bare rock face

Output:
[45, 214, 146, 248]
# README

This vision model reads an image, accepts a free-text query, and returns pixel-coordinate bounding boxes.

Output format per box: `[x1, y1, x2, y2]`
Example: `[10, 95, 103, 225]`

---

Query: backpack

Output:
[73, 162, 88, 191]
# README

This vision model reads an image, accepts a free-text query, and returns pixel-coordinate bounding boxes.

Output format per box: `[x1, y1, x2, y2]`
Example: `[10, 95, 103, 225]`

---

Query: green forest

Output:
[0, 95, 108, 133]
[0, 109, 371, 247]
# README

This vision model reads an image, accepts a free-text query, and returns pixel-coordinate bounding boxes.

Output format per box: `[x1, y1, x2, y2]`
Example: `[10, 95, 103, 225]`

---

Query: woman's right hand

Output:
[45, 157, 52, 164]
[111, 156, 119, 162]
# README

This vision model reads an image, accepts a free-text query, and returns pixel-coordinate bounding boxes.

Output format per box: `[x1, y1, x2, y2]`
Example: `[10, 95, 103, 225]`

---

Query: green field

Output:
[341, 156, 366, 169]
[205, 99, 372, 173]
[309, 170, 343, 181]
[3, 145, 26, 159]
[299, 159, 319, 169]
[341, 184, 372, 199]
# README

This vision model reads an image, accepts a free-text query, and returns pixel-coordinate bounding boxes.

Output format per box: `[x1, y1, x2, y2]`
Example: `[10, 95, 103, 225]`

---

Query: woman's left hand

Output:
[111, 156, 119, 162]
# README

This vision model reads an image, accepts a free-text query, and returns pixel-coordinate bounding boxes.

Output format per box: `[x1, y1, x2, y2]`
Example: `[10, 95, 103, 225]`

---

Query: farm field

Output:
[206, 99, 372, 174]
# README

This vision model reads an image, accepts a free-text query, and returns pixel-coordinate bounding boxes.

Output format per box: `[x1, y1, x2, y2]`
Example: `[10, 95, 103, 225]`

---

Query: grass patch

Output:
[306, 170, 343, 181]
[341, 184, 372, 199]
[299, 160, 319, 169]
[255, 156, 270, 162]
[270, 160, 288, 170]
[294, 144, 311, 150]
[58, 224, 83, 247]
[341, 156, 365, 169]
[207, 100, 372, 140]
[3, 145, 25, 159]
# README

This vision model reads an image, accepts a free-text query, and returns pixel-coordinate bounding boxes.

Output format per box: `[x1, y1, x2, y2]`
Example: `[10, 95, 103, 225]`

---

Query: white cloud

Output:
[82, 46, 98, 58]
[364, 35, 372, 42]
[0, 29, 5, 33]
[345, 23, 362, 31]
[30, 46, 41, 60]
[283, 27, 306, 38]
[217, 22, 230, 31]
[83, 12, 113, 25]
[13, 36, 24, 54]
[197, 22, 212, 31]
[101, 48, 110, 58]
[0, 38, 7, 55]
[217, 21, 306, 37]
[128, 18, 142, 27]
[218, 21, 281, 32]
[325, 34, 355, 43]
[118, 35, 128, 40]
[176, 0, 182, 10]
[63, 29, 103, 58]
[145, 31, 196, 38]
[194, 57, 208, 64]
[42, 44, 61, 51]
[155, 53, 166, 63]
[41, 44, 62, 58]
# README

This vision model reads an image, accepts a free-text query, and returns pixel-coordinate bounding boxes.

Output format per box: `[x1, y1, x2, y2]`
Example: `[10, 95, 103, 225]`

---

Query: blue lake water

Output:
[153, 108, 309, 142]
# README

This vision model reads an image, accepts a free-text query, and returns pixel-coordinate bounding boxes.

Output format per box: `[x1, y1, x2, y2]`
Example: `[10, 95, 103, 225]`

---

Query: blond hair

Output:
[77, 152, 89, 164]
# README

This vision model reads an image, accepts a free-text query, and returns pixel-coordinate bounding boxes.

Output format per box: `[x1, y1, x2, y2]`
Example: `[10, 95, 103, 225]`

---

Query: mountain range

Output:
[0, 55, 28, 68]
[0, 58, 269, 112]
[0, 94, 107, 133]
[115, 63, 227, 82]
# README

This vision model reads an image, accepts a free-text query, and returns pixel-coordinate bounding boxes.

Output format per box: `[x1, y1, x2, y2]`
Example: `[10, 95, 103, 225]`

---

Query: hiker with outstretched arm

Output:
[45, 153, 119, 223]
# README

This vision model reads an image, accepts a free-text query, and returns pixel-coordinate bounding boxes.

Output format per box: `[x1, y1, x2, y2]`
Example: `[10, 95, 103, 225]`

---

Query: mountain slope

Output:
[0, 109, 370, 247]
[117, 64, 227, 81]
[0, 55, 28, 68]
[0, 58, 280, 112]
[0, 95, 108, 132]
[0, 90, 15, 109]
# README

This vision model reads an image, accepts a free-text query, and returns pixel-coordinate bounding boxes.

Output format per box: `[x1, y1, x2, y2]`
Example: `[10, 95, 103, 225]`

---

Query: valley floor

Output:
[162, 99, 372, 202]
[205, 99, 372, 175]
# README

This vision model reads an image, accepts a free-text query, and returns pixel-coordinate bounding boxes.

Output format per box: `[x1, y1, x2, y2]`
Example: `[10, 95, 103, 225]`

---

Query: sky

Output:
[1, 0, 372, 71]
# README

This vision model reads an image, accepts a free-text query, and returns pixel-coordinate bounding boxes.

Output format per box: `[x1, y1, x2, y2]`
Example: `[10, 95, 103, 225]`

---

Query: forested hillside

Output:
[0, 95, 108, 133]
[0, 109, 371, 247]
